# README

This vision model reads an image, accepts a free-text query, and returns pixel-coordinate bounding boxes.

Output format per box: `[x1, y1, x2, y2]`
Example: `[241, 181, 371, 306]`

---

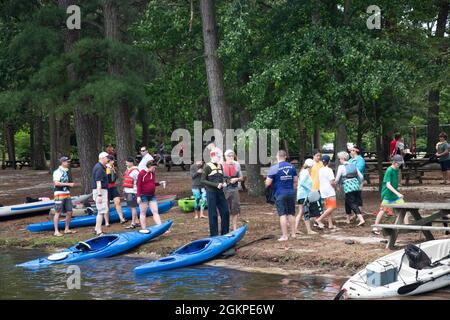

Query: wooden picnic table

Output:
[374, 202, 450, 249]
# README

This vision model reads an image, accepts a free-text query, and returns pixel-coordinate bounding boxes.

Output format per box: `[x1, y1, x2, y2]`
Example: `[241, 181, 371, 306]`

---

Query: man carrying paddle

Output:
[53, 156, 76, 237]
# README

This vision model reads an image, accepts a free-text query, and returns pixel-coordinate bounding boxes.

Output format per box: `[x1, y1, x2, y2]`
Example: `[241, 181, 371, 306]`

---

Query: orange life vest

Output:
[123, 167, 138, 189]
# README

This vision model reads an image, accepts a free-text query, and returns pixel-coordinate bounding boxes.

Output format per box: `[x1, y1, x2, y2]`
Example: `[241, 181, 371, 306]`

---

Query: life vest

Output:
[223, 162, 238, 178]
[123, 167, 138, 189]
[207, 162, 223, 176]
[53, 167, 73, 193]
[106, 166, 117, 184]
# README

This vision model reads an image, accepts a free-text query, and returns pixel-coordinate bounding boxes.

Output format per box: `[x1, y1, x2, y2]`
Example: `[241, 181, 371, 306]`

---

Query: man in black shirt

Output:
[93, 152, 109, 236]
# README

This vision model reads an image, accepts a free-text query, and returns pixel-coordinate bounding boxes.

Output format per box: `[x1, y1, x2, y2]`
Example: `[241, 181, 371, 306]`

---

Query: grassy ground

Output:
[1, 167, 448, 277]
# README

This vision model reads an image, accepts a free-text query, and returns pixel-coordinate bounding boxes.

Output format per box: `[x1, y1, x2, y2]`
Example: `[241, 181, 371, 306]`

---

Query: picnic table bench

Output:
[372, 202, 450, 249]
[1, 159, 32, 170]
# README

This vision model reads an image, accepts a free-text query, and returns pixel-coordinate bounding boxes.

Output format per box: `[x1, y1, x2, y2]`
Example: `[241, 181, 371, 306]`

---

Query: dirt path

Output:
[1, 167, 449, 277]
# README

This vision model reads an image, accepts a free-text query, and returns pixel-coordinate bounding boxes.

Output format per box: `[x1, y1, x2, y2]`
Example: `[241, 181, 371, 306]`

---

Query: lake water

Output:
[1, 249, 448, 300]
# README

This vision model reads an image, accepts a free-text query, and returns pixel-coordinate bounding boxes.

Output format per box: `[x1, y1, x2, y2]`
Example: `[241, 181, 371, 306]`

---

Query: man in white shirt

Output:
[138, 146, 154, 171]
[315, 155, 337, 229]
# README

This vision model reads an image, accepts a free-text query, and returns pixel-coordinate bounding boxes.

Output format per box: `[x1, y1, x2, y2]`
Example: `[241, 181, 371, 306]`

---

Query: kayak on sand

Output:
[17, 220, 173, 268]
[0, 193, 92, 218]
[134, 225, 247, 275]
[27, 200, 175, 232]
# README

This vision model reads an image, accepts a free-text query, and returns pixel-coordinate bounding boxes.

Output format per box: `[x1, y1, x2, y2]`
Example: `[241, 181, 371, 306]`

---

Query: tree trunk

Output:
[49, 113, 58, 171]
[104, 0, 134, 173]
[313, 125, 320, 150]
[200, 0, 230, 142]
[59, 0, 102, 193]
[57, 115, 71, 158]
[4, 124, 16, 163]
[426, 0, 449, 155]
[335, 121, 348, 154]
[376, 131, 383, 193]
[31, 110, 47, 170]
[141, 115, 149, 148]
[356, 103, 363, 149]
[298, 119, 307, 163]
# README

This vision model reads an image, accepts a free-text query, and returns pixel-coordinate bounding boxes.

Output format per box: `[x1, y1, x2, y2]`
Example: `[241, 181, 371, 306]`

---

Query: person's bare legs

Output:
[295, 205, 304, 234]
[139, 202, 149, 230]
[95, 214, 104, 234]
[194, 210, 199, 219]
[104, 207, 110, 226]
[288, 215, 296, 238]
[372, 208, 385, 234]
[231, 214, 238, 231]
[442, 170, 448, 184]
[149, 201, 162, 225]
[279, 215, 288, 241]
[53, 211, 63, 236]
[130, 207, 138, 225]
[356, 214, 365, 226]
[114, 197, 126, 222]
[304, 220, 317, 234]
[200, 207, 207, 218]
[64, 211, 75, 233]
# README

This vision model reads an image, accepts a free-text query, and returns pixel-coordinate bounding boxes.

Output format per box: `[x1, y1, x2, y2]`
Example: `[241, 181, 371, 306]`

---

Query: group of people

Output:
[52, 146, 166, 236]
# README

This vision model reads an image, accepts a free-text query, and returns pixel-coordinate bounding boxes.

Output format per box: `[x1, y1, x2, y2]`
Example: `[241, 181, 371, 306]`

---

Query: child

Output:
[315, 155, 337, 229]
[372, 155, 405, 235]
[295, 158, 317, 235]
[190, 160, 207, 219]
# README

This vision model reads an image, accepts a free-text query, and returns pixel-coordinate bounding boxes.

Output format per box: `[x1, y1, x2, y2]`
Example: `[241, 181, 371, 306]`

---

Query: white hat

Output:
[224, 149, 235, 157]
[99, 152, 109, 159]
[304, 158, 314, 168]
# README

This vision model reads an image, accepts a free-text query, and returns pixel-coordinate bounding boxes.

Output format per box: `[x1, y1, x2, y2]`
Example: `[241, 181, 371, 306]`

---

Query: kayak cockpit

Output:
[80, 235, 119, 251]
[174, 239, 211, 255]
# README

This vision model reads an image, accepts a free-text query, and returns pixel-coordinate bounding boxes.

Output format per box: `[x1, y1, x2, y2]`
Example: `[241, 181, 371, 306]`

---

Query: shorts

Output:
[93, 189, 108, 215]
[108, 186, 121, 201]
[224, 190, 240, 215]
[275, 194, 296, 216]
[380, 197, 405, 215]
[324, 197, 337, 210]
[440, 159, 450, 172]
[140, 195, 157, 204]
[125, 193, 137, 208]
[54, 196, 73, 214]
[192, 188, 207, 210]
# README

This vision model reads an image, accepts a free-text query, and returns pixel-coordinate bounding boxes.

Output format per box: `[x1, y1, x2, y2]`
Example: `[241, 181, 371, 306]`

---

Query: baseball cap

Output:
[392, 155, 404, 164]
[59, 156, 71, 163]
[126, 157, 135, 163]
[224, 149, 235, 157]
[321, 155, 331, 164]
[304, 158, 314, 168]
[99, 152, 109, 159]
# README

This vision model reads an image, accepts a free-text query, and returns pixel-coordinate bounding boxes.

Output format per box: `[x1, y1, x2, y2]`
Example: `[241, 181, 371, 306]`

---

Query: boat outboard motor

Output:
[405, 244, 432, 270]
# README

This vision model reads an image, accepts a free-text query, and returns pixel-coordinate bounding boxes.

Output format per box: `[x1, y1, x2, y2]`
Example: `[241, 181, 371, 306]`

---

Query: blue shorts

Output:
[440, 160, 450, 172]
[140, 195, 157, 203]
[275, 194, 296, 216]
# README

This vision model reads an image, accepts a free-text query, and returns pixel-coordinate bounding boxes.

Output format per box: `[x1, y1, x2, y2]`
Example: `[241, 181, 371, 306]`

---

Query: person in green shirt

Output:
[436, 132, 450, 185]
[372, 155, 405, 235]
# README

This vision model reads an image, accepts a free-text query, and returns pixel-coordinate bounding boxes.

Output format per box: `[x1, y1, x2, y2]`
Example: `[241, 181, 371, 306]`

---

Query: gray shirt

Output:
[190, 164, 204, 189]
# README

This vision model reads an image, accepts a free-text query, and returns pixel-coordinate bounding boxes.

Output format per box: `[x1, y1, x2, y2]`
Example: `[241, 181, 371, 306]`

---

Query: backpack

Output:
[344, 163, 358, 179]
[304, 191, 323, 218]
[405, 244, 432, 270]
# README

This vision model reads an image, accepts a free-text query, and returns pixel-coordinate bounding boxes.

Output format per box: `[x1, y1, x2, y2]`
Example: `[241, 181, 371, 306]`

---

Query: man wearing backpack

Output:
[335, 151, 365, 226]
[123, 157, 140, 229]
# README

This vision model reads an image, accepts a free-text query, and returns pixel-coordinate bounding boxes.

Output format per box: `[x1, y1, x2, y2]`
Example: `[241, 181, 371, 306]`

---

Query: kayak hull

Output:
[27, 200, 175, 232]
[17, 220, 173, 268]
[178, 197, 207, 213]
[134, 225, 247, 275]
[0, 194, 92, 218]
[341, 239, 450, 299]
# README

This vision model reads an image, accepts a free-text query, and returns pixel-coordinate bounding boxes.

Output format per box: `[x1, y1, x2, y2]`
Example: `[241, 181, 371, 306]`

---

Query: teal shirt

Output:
[297, 169, 312, 200]
[349, 155, 365, 176]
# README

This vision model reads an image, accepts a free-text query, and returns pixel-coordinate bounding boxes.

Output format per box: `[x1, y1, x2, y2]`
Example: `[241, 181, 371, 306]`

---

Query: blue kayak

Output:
[134, 225, 247, 275]
[27, 200, 175, 232]
[17, 220, 173, 268]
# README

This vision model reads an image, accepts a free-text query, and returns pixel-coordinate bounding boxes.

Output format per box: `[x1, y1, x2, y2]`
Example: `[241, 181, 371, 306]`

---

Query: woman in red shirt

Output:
[136, 160, 166, 232]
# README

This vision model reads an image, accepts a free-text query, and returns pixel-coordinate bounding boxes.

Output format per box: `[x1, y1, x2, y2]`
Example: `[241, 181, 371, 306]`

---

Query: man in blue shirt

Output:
[265, 150, 297, 242]
[92, 152, 109, 236]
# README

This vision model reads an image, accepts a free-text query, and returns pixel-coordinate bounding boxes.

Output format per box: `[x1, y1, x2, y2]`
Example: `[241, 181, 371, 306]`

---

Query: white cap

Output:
[304, 158, 314, 168]
[224, 149, 235, 157]
[99, 152, 109, 160]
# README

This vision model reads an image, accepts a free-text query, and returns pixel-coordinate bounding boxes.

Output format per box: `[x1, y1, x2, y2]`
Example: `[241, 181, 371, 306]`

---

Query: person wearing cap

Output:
[93, 152, 110, 236]
[223, 149, 244, 231]
[372, 155, 406, 235]
[310, 149, 324, 192]
[314, 155, 337, 230]
[52, 156, 76, 237]
[201, 150, 230, 236]
[138, 146, 154, 172]
[104, 155, 127, 226]
[137, 160, 166, 232]
[123, 157, 140, 228]
[266, 150, 298, 241]
[335, 151, 365, 226]
[190, 160, 207, 219]
[436, 132, 450, 185]
[295, 158, 317, 235]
